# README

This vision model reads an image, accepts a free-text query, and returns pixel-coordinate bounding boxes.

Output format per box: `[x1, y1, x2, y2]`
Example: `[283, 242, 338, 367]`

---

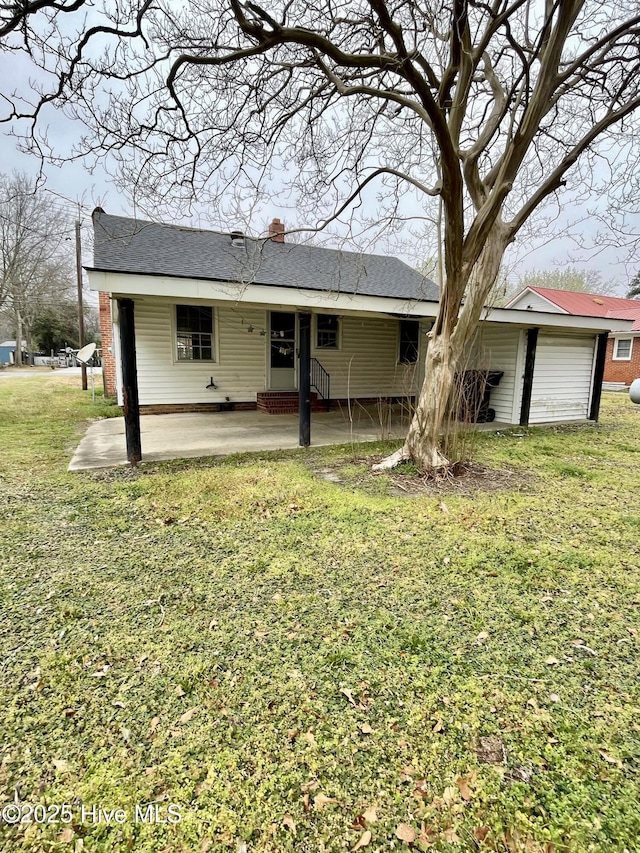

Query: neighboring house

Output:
[0, 340, 27, 366]
[87, 211, 632, 443]
[505, 286, 640, 387]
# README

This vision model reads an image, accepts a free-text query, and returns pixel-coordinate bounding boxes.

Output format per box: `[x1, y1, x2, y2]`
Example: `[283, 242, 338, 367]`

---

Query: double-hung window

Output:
[613, 337, 633, 360]
[176, 305, 214, 361]
[316, 314, 339, 349]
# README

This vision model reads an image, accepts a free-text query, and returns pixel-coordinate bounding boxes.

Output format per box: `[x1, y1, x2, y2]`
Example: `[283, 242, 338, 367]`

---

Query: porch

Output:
[68, 404, 509, 471]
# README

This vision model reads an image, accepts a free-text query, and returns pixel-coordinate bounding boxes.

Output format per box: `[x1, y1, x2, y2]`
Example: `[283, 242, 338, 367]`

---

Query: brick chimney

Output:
[268, 217, 285, 243]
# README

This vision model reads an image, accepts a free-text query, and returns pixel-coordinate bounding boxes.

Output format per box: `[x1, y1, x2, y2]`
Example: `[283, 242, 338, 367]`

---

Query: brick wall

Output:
[99, 292, 117, 398]
[603, 335, 640, 385]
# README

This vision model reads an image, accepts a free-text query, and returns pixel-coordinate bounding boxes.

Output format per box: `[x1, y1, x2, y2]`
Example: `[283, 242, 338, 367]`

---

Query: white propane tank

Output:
[630, 378, 640, 404]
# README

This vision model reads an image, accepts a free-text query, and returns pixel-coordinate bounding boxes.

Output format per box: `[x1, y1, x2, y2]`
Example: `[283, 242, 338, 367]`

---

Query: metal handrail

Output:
[310, 358, 331, 411]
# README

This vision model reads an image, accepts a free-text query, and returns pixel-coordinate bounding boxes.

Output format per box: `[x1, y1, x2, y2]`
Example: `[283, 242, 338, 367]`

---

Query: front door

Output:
[269, 311, 297, 390]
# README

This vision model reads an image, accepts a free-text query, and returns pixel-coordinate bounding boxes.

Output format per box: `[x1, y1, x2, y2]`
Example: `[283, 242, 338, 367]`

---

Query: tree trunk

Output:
[25, 324, 33, 366]
[15, 310, 22, 368]
[374, 227, 510, 474]
[373, 328, 461, 472]
[404, 332, 457, 469]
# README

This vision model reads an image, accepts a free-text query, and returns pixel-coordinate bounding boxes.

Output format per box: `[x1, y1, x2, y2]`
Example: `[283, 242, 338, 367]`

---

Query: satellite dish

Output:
[76, 342, 97, 364]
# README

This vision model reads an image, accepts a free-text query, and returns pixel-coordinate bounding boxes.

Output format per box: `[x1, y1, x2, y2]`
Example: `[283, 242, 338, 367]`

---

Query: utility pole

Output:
[75, 217, 87, 390]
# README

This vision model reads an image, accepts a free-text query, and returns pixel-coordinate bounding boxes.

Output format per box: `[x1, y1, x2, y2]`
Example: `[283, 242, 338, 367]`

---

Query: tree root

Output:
[371, 447, 411, 472]
[372, 444, 452, 475]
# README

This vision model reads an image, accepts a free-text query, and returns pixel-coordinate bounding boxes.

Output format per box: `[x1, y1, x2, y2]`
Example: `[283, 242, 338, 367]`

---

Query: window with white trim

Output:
[613, 337, 633, 360]
[176, 305, 214, 361]
[315, 314, 339, 349]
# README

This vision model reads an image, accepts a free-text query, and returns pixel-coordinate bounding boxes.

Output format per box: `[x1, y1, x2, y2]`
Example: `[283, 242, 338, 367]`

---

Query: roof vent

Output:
[230, 230, 245, 247]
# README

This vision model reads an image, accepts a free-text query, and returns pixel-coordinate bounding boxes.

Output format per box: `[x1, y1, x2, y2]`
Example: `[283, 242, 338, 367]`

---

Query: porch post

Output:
[519, 327, 539, 426]
[298, 312, 311, 447]
[117, 298, 142, 465]
[589, 332, 609, 422]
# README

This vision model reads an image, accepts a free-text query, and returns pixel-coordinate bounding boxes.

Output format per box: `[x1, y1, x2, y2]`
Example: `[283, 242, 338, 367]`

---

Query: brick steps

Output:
[257, 391, 327, 414]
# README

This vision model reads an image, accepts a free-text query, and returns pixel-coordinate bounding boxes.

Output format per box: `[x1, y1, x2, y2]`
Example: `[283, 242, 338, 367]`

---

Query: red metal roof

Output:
[526, 287, 640, 329]
[605, 307, 640, 331]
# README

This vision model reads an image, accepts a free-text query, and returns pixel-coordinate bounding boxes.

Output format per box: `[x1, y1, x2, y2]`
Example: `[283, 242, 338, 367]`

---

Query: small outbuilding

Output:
[0, 340, 26, 366]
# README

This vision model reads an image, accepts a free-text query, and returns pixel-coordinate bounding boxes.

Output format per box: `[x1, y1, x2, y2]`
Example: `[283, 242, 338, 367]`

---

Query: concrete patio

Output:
[68, 404, 419, 471]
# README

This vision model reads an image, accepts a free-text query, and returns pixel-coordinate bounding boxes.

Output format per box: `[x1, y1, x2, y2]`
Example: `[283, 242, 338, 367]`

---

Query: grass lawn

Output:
[1, 374, 639, 852]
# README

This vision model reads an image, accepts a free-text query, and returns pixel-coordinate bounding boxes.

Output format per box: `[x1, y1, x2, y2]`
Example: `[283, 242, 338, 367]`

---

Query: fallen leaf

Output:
[352, 830, 372, 850]
[456, 775, 473, 801]
[413, 779, 429, 800]
[549, 694, 561, 703]
[150, 716, 160, 733]
[179, 707, 197, 724]
[442, 785, 457, 805]
[598, 749, 623, 768]
[396, 823, 417, 843]
[254, 630, 268, 639]
[303, 731, 317, 748]
[418, 825, 438, 844]
[57, 827, 75, 843]
[474, 826, 490, 843]
[545, 656, 559, 666]
[341, 687, 357, 706]
[476, 630, 489, 643]
[52, 759, 69, 772]
[439, 501, 449, 514]
[313, 793, 336, 811]
[362, 805, 378, 824]
[432, 719, 443, 733]
[300, 780, 319, 793]
[360, 723, 373, 734]
[175, 686, 186, 697]
[282, 814, 296, 835]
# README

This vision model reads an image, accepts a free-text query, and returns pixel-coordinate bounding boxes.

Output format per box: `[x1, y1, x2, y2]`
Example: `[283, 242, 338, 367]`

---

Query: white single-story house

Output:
[87, 210, 632, 462]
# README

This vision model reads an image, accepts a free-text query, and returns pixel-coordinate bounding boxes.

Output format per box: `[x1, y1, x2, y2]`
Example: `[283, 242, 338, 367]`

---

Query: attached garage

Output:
[528, 332, 596, 424]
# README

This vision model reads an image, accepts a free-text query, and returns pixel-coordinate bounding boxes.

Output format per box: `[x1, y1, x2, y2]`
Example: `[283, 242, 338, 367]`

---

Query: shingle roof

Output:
[525, 286, 640, 325]
[91, 211, 439, 303]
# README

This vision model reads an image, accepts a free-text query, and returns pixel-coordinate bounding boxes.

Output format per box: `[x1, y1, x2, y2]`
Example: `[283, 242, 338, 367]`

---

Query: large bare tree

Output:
[3, 0, 639, 467]
[0, 173, 74, 365]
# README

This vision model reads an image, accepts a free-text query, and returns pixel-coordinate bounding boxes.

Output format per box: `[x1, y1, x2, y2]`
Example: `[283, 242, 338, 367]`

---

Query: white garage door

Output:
[529, 333, 595, 424]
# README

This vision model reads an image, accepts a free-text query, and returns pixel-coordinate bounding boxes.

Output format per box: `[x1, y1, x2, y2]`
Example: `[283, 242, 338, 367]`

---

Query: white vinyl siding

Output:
[477, 325, 522, 423]
[528, 332, 596, 423]
[130, 302, 428, 404]
[311, 315, 426, 398]
[509, 291, 566, 313]
[134, 300, 267, 405]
